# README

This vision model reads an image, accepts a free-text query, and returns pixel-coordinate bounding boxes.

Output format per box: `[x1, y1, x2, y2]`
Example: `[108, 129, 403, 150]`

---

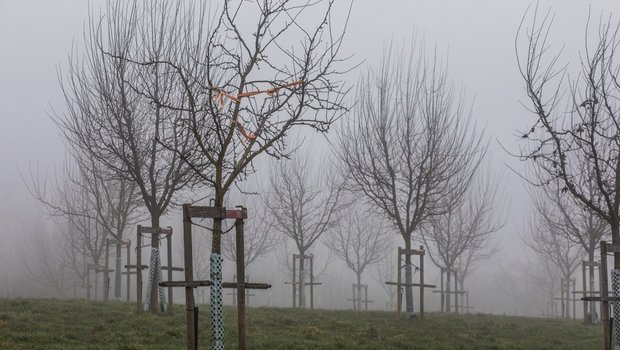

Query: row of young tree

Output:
[23, 0, 505, 314]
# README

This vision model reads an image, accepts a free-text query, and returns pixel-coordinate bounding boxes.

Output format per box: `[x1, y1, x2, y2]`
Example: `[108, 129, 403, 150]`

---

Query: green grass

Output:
[0, 298, 601, 349]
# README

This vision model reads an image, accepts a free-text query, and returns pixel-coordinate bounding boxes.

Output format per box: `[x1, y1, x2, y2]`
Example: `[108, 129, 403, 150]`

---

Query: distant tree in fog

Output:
[265, 155, 345, 308]
[422, 167, 504, 312]
[528, 177, 607, 321]
[372, 253, 397, 311]
[222, 202, 279, 271]
[325, 206, 391, 311]
[516, 6, 620, 272]
[524, 196, 584, 318]
[55, 0, 204, 312]
[337, 40, 486, 315]
[23, 151, 141, 300]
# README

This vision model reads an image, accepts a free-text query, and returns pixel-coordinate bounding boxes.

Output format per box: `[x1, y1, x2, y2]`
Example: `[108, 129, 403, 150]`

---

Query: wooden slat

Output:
[607, 244, 620, 253]
[161, 266, 184, 272]
[284, 282, 322, 286]
[583, 296, 620, 302]
[125, 264, 149, 270]
[385, 281, 436, 288]
[161, 280, 272, 290]
[188, 206, 226, 218]
[398, 248, 425, 256]
[226, 208, 247, 219]
[139, 226, 173, 235]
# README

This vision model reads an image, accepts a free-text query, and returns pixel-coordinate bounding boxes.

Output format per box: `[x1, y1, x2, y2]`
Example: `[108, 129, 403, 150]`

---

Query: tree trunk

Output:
[115, 242, 122, 299]
[299, 251, 305, 308]
[588, 249, 596, 323]
[357, 272, 362, 312]
[149, 214, 161, 313]
[404, 237, 414, 314]
[446, 269, 451, 313]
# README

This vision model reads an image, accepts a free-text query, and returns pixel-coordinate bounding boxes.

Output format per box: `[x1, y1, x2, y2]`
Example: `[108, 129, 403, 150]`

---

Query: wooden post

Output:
[292, 255, 296, 308]
[310, 254, 314, 310]
[137, 226, 143, 314]
[572, 278, 576, 320]
[454, 270, 458, 314]
[364, 285, 369, 311]
[397, 247, 402, 319]
[440, 268, 445, 312]
[127, 241, 131, 302]
[183, 205, 197, 350]
[235, 213, 246, 350]
[167, 231, 173, 311]
[104, 240, 110, 302]
[420, 245, 424, 318]
[601, 241, 610, 350]
[583, 261, 588, 323]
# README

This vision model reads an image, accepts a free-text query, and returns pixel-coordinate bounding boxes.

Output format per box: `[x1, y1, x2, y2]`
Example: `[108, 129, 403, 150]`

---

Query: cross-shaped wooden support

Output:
[347, 283, 374, 311]
[160, 205, 271, 350]
[134, 225, 181, 313]
[285, 254, 321, 309]
[385, 246, 436, 319]
[580, 241, 620, 350]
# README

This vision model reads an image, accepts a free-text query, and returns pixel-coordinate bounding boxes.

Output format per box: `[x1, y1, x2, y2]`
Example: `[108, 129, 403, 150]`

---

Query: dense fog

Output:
[1, 0, 619, 321]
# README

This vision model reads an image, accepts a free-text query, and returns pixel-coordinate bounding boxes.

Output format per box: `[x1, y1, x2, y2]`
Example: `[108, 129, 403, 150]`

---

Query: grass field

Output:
[0, 298, 601, 349]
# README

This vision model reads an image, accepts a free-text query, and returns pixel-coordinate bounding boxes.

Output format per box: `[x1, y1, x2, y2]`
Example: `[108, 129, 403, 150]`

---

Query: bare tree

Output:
[516, 7, 620, 270]
[265, 155, 345, 307]
[325, 206, 391, 311]
[372, 253, 397, 311]
[222, 201, 279, 270]
[421, 167, 504, 312]
[54, 0, 204, 312]
[23, 150, 141, 300]
[524, 197, 584, 318]
[83, 0, 351, 322]
[337, 40, 486, 315]
[529, 176, 608, 321]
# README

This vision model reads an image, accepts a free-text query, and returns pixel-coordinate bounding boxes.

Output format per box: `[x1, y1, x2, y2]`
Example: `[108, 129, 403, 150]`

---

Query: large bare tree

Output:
[337, 41, 486, 316]
[265, 155, 345, 307]
[516, 7, 620, 272]
[55, 0, 204, 312]
[90, 1, 351, 335]
[421, 167, 504, 312]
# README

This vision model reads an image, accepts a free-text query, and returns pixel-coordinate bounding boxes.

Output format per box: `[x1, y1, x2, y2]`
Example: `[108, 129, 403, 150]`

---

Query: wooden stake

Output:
[183, 205, 197, 350]
[137, 226, 143, 314]
[235, 212, 246, 350]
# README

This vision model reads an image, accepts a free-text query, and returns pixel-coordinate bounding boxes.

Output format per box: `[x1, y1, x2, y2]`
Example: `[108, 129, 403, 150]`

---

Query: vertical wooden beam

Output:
[127, 241, 131, 302]
[583, 261, 587, 323]
[454, 270, 458, 314]
[420, 246, 424, 318]
[183, 205, 197, 350]
[167, 231, 173, 312]
[601, 241, 610, 350]
[310, 255, 314, 310]
[440, 268, 445, 312]
[235, 214, 246, 350]
[397, 247, 402, 319]
[137, 226, 143, 314]
[104, 240, 110, 302]
[572, 279, 576, 320]
[292, 255, 296, 308]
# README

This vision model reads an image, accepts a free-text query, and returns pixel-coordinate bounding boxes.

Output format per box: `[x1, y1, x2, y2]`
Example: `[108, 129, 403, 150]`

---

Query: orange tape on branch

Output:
[232, 120, 257, 142]
[212, 80, 304, 106]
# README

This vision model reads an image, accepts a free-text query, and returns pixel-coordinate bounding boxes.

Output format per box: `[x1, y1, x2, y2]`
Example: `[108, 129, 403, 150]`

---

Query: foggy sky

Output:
[1, 0, 619, 315]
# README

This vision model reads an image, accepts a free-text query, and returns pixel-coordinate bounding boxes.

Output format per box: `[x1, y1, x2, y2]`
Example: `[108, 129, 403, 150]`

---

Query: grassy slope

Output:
[0, 298, 601, 349]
